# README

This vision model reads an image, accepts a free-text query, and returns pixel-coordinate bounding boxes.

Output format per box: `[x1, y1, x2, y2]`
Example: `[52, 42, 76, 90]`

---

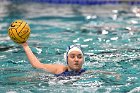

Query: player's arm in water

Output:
[21, 42, 66, 74]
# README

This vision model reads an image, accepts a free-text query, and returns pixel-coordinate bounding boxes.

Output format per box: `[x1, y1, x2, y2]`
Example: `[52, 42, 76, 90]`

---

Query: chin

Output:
[73, 67, 81, 71]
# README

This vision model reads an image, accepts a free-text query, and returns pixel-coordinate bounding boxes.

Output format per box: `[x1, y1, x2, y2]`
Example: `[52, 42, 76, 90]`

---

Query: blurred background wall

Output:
[0, 0, 140, 5]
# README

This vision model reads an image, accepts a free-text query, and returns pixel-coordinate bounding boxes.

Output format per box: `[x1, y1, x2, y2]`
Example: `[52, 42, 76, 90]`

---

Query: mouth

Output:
[74, 63, 79, 66]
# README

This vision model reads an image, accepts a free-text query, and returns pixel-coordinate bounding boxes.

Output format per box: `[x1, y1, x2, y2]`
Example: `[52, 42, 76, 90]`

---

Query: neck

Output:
[67, 66, 81, 72]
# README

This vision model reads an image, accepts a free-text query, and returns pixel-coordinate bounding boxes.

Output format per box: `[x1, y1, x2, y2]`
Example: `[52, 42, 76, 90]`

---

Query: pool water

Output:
[1, 1, 140, 93]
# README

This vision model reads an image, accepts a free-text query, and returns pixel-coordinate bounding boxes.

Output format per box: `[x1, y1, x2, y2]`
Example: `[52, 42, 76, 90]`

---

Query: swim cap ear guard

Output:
[64, 44, 85, 64]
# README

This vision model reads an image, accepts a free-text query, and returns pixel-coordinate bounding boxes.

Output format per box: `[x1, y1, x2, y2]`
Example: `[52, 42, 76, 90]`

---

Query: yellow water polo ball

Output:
[8, 20, 30, 44]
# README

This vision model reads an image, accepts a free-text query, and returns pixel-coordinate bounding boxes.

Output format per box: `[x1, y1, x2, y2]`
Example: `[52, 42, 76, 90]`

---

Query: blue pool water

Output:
[1, 1, 140, 93]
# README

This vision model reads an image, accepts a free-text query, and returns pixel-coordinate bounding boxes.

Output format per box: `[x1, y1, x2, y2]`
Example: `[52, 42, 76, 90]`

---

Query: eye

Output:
[70, 55, 75, 58]
[77, 55, 82, 59]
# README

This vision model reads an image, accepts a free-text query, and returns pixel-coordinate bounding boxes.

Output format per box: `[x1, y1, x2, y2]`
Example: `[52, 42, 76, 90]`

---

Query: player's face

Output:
[67, 51, 84, 71]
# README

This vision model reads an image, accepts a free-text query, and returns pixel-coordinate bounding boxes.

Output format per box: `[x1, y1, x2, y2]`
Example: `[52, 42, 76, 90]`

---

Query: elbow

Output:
[31, 63, 44, 69]
[32, 65, 38, 69]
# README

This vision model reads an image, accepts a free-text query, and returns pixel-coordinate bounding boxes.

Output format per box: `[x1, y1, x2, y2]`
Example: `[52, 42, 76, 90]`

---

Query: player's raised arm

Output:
[21, 42, 62, 74]
[8, 20, 63, 74]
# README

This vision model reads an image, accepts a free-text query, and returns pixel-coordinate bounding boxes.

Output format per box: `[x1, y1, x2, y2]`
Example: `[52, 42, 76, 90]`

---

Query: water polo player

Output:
[21, 42, 86, 76]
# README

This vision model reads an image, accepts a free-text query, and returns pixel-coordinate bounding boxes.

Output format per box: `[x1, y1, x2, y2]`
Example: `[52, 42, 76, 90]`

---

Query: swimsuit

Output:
[55, 69, 86, 77]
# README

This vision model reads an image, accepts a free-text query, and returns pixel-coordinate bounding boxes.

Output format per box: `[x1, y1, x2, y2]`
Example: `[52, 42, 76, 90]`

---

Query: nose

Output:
[74, 56, 79, 62]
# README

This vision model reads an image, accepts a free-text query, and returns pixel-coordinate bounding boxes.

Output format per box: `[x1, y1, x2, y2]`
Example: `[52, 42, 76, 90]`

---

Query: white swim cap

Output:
[64, 44, 84, 64]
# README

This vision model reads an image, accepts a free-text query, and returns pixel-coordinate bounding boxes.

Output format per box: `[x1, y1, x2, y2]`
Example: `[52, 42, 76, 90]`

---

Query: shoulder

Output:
[55, 64, 68, 74]
[52, 64, 68, 74]
[51, 64, 67, 69]
[42, 63, 67, 74]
